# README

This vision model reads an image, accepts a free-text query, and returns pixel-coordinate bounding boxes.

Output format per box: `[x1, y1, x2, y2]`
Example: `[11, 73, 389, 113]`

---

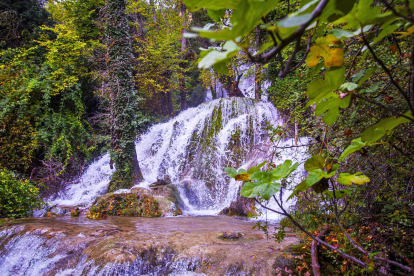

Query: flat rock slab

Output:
[0, 216, 299, 275]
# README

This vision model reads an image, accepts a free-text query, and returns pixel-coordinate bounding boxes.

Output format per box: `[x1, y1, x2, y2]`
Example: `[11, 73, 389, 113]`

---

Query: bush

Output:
[0, 168, 44, 218]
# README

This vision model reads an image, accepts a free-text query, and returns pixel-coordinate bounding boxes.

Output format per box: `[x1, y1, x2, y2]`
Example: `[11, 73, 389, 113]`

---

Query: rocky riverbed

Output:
[0, 216, 299, 275]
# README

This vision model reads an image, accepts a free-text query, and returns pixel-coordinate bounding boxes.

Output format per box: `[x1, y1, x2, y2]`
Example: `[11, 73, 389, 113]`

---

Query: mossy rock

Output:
[107, 174, 133, 194]
[87, 193, 161, 219]
[150, 184, 184, 216]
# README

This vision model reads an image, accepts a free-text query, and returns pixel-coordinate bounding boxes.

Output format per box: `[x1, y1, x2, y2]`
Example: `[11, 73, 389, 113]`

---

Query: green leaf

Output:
[338, 138, 368, 162]
[277, 13, 312, 28]
[270, 160, 299, 180]
[372, 24, 399, 45]
[315, 97, 340, 116]
[361, 112, 413, 143]
[207, 9, 226, 22]
[225, 167, 238, 177]
[192, 0, 280, 41]
[184, 0, 239, 11]
[329, 29, 355, 39]
[304, 155, 325, 172]
[247, 161, 267, 174]
[213, 61, 230, 75]
[331, 164, 340, 172]
[341, 82, 358, 91]
[241, 182, 260, 197]
[324, 189, 352, 199]
[306, 67, 345, 106]
[337, 172, 370, 185]
[320, 0, 357, 22]
[258, 183, 281, 200]
[198, 41, 240, 69]
[363, 81, 382, 93]
[256, 41, 274, 55]
[351, 69, 366, 83]
[288, 180, 308, 200]
[323, 106, 340, 125]
[241, 181, 281, 200]
[357, 68, 376, 86]
[361, 127, 386, 143]
[339, 94, 351, 108]
[240, 160, 297, 200]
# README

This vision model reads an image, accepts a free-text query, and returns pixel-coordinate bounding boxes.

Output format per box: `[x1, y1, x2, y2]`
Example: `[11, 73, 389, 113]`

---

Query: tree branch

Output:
[353, 93, 414, 122]
[361, 31, 414, 114]
[251, 0, 329, 64]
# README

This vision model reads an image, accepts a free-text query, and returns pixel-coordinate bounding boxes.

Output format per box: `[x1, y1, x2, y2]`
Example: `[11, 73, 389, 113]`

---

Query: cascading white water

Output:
[51, 97, 308, 219]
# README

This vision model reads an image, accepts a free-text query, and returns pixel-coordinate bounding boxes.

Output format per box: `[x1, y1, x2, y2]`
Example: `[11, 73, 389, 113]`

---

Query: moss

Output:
[107, 171, 134, 193]
[87, 193, 161, 219]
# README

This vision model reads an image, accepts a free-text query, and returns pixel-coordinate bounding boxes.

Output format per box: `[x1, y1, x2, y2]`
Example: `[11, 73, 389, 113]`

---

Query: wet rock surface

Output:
[219, 196, 257, 217]
[0, 216, 299, 275]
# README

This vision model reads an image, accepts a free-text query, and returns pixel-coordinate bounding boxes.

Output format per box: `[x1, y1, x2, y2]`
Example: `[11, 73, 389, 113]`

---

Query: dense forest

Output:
[1, 0, 414, 275]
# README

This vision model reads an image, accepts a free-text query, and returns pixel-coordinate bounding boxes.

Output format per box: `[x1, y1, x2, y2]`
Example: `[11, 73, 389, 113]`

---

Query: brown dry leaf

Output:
[235, 173, 251, 181]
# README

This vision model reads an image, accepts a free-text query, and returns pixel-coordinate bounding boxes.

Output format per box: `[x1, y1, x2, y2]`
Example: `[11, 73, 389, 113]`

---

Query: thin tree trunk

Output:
[179, 1, 188, 111]
[311, 227, 330, 276]
[167, 91, 173, 116]
[255, 26, 261, 100]
[210, 85, 217, 99]
[294, 119, 298, 146]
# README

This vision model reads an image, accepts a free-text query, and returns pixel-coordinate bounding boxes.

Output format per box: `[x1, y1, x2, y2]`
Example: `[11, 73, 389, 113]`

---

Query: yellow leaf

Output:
[235, 173, 251, 181]
[397, 25, 414, 39]
[306, 34, 344, 68]
[315, 34, 341, 46]
[306, 45, 344, 68]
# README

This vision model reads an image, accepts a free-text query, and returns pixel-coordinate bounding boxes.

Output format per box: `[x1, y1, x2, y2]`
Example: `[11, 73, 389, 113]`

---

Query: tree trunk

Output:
[105, 0, 143, 192]
[255, 26, 261, 100]
[210, 85, 217, 99]
[179, 1, 188, 111]
[221, 75, 245, 98]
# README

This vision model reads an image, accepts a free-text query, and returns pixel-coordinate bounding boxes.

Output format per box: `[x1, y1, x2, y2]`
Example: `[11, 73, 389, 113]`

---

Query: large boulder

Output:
[219, 196, 257, 217]
[87, 183, 184, 219]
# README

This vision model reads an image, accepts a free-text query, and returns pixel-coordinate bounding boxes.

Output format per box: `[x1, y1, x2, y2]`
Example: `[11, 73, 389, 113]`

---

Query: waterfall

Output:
[51, 97, 308, 218]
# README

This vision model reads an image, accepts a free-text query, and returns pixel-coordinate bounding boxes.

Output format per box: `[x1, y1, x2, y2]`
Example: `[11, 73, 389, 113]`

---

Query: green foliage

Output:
[0, 168, 44, 218]
[0, 23, 97, 174]
[0, 0, 51, 48]
[229, 160, 298, 200]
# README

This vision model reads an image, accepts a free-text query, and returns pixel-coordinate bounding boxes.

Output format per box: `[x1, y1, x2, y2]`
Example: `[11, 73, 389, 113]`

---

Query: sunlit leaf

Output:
[337, 172, 370, 185]
[338, 138, 368, 162]
[184, 0, 239, 12]
[361, 112, 413, 143]
[198, 41, 240, 69]
[306, 35, 344, 68]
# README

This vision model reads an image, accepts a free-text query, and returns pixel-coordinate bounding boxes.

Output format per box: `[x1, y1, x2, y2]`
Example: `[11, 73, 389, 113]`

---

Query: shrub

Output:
[0, 168, 44, 218]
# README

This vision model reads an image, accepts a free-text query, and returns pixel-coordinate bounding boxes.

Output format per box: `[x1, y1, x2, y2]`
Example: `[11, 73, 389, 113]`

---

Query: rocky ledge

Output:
[0, 216, 299, 275]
